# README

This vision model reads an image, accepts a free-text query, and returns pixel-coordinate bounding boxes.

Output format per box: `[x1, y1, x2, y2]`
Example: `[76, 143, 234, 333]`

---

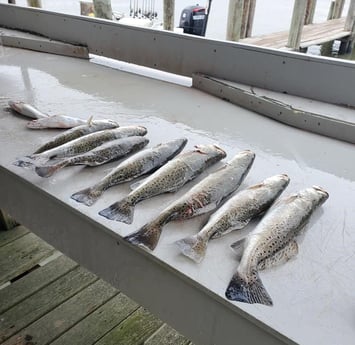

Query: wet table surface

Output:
[0, 46, 354, 345]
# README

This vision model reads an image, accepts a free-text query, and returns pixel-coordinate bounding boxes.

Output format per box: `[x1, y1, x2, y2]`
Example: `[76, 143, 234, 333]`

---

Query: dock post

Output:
[226, 0, 244, 41]
[286, 0, 308, 50]
[93, 0, 112, 20]
[304, 0, 317, 24]
[163, 0, 175, 31]
[241, 0, 257, 38]
[341, 0, 355, 53]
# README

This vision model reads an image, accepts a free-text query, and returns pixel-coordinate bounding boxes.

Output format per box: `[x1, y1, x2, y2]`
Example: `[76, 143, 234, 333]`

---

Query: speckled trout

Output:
[8, 101, 90, 128]
[225, 186, 329, 306]
[34, 119, 120, 154]
[176, 174, 290, 263]
[71, 138, 188, 206]
[99, 144, 227, 224]
[9, 100, 48, 119]
[14, 126, 147, 167]
[124, 150, 255, 250]
[35, 136, 149, 178]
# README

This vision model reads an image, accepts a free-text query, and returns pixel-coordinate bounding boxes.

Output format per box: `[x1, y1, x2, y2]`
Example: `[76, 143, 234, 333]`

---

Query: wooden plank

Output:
[0, 226, 29, 248]
[0, 232, 55, 285]
[2, 279, 117, 345]
[144, 324, 191, 345]
[51, 293, 139, 345]
[95, 307, 163, 345]
[0, 254, 78, 314]
[241, 17, 349, 48]
[0, 267, 97, 343]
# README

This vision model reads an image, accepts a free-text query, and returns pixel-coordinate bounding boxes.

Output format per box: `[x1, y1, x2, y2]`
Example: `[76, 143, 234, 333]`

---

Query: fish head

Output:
[264, 174, 290, 189]
[230, 150, 256, 167]
[194, 144, 227, 158]
[299, 185, 329, 207]
[311, 185, 329, 204]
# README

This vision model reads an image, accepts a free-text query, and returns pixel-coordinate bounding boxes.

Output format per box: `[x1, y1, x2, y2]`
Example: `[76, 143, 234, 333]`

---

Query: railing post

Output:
[286, 0, 307, 50]
[226, 0, 244, 41]
[163, 0, 175, 31]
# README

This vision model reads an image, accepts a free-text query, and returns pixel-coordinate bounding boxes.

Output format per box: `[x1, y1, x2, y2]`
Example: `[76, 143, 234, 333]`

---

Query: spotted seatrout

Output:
[27, 115, 88, 129]
[35, 136, 149, 178]
[99, 144, 227, 224]
[71, 138, 188, 206]
[225, 186, 329, 306]
[34, 119, 120, 154]
[176, 174, 290, 263]
[8, 100, 49, 119]
[124, 150, 255, 250]
[14, 126, 147, 167]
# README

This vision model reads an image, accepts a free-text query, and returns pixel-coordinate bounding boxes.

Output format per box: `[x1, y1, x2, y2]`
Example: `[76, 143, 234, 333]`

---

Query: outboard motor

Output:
[179, 5, 208, 36]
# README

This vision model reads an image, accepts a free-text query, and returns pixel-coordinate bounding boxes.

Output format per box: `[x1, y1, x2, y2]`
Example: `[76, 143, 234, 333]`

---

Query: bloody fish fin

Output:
[71, 186, 103, 206]
[99, 200, 135, 224]
[35, 160, 69, 178]
[124, 222, 163, 251]
[225, 271, 273, 306]
[175, 235, 208, 263]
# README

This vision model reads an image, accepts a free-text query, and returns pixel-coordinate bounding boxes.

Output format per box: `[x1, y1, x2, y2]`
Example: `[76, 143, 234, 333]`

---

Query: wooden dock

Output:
[240, 17, 351, 49]
[0, 225, 193, 345]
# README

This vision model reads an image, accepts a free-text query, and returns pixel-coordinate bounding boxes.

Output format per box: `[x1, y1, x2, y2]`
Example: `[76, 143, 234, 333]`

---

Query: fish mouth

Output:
[212, 144, 227, 157]
[312, 185, 329, 198]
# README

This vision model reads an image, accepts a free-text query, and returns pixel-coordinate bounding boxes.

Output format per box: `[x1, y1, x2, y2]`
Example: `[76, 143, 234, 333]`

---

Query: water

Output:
[1, 0, 353, 58]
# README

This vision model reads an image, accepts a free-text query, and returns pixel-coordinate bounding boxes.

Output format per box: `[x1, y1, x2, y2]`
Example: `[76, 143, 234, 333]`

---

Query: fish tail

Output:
[124, 221, 163, 251]
[99, 199, 135, 224]
[225, 270, 273, 306]
[175, 234, 208, 263]
[70, 185, 104, 206]
[13, 155, 40, 168]
[35, 160, 69, 178]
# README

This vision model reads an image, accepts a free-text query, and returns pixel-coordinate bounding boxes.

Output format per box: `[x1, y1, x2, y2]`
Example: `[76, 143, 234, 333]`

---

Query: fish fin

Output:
[26, 119, 46, 129]
[130, 180, 144, 190]
[230, 238, 246, 261]
[225, 270, 273, 306]
[175, 234, 208, 263]
[13, 154, 47, 168]
[71, 186, 103, 206]
[87, 115, 94, 126]
[35, 160, 69, 178]
[124, 221, 163, 251]
[99, 199, 135, 224]
[210, 219, 250, 239]
[257, 240, 298, 271]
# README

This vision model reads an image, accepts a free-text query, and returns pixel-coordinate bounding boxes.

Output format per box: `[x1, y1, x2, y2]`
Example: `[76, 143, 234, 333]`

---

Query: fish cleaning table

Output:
[0, 47, 354, 345]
